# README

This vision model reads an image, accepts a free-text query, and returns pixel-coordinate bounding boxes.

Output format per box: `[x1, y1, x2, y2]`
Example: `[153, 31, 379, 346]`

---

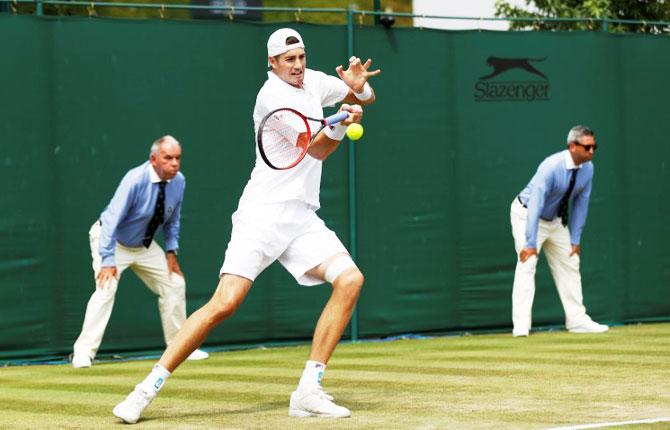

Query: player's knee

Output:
[341, 268, 364, 289]
[206, 303, 233, 325]
[207, 284, 245, 323]
[325, 255, 360, 284]
[207, 298, 239, 323]
[334, 268, 364, 302]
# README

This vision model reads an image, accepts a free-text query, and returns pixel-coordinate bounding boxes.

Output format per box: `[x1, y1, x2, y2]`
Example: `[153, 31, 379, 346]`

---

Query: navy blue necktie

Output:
[143, 181, 166, 247]
[557, 169, 578, 226]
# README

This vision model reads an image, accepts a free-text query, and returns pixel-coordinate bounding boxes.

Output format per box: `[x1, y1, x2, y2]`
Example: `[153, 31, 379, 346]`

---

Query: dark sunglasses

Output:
[573, 141, 598, 152]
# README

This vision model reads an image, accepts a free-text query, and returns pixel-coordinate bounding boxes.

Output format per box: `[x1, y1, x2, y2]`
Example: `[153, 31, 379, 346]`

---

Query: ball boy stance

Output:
[511, 125, 608, 337]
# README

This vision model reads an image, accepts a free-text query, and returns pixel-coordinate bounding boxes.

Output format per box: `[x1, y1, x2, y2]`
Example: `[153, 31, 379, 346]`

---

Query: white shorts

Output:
[219, 201, 348, 286]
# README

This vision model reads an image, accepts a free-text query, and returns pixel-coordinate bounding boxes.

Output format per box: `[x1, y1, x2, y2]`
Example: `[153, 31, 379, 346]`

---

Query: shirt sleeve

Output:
[524, 162, 552, 249]
[311, 70, 350, 107]
[569, 167, 593, 245]
[163, 178, 184, 253]
[99, 173, 135, 267]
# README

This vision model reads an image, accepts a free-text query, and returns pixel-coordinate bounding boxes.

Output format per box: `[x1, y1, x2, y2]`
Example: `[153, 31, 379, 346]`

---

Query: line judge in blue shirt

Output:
[72, 135, 208, 367]
[511, 125, 608, 337]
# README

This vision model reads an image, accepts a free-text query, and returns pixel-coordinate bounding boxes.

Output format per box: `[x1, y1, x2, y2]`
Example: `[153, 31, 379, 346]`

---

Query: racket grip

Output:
[324, 112, 349, 126]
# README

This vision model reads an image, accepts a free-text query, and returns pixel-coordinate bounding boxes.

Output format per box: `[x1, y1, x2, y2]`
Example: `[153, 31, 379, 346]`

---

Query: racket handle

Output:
[324, 112, 349, 126]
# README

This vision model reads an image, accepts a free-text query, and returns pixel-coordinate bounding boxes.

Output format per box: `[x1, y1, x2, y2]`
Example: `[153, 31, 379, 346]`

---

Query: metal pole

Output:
[373, 0, 380, 25]
[601, 18, 609, 32]
[347, 7, 359, 343]
[36, 0, 43, 15]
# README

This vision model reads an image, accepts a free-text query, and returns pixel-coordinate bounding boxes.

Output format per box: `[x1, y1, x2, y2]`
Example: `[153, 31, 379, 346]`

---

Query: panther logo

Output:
[479, 57, 547, 80]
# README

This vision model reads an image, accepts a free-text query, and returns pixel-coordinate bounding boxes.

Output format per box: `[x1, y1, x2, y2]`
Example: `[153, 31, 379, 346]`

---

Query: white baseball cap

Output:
[267, 28, 305, 60]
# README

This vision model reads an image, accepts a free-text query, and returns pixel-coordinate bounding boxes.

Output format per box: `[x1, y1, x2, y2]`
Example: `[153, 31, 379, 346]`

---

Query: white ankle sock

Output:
[139, 364, 171, 395]
[297, 360, 326, 392]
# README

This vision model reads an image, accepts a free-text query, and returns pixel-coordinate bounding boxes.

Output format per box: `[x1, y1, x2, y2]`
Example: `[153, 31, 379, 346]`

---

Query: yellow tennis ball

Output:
[346, 123, 364, 141]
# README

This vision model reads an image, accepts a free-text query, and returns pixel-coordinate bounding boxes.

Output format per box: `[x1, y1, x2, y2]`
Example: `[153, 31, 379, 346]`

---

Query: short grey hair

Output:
[150, 135, 180, 156]
[566, 125, 594, 145]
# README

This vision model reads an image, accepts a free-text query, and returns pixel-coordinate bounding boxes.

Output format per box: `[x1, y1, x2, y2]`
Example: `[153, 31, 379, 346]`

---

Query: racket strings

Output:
[260, 112, 310, 169]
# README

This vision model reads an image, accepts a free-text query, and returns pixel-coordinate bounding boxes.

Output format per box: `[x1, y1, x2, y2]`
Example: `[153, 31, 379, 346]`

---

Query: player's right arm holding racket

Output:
[307, 103, 363, 161]
[308, 55, 380, 160]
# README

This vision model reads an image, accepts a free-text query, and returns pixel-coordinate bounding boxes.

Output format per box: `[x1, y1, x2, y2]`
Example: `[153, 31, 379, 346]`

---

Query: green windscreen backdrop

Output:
[1, 15, 668, 361]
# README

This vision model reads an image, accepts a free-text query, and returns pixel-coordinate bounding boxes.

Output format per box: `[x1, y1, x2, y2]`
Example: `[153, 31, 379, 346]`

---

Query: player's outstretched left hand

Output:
[336, 56, 381, 93]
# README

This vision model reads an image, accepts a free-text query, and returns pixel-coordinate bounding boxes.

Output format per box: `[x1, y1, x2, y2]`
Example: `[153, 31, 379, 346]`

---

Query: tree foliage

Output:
[495, 0, 670, 34]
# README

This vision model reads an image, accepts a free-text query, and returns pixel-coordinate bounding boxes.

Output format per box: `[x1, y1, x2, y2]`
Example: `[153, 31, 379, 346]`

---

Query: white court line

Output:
[546, 417, 670, 430]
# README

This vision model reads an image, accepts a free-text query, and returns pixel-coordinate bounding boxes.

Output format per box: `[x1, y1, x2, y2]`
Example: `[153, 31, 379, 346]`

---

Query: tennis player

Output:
[113, 28, 380, 423]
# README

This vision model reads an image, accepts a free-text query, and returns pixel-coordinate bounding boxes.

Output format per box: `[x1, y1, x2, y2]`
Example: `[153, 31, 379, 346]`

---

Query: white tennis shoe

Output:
[71, 354, 92, 368]
[568, 320, 609, 334]
[288, 386, 351, 418]
[512, 328, 529, 337]
[186, 348, 209, 361]
[112, 385, 155, 424]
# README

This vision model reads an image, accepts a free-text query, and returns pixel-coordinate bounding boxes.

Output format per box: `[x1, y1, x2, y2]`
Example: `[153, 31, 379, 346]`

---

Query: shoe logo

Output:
[474, 56, 550, 102]
[153, 377, 164, 391]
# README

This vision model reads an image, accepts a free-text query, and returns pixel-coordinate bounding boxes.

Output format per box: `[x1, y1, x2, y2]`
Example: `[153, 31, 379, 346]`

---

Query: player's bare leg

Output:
[159, 275, 252, 371]
[113, 274, 252, 424]
[289, 255, 363, 418]
[309, 268, 363, 364]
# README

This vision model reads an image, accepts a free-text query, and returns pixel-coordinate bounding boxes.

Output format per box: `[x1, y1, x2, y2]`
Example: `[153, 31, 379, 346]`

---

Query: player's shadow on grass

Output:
[132, 400, 288, 423]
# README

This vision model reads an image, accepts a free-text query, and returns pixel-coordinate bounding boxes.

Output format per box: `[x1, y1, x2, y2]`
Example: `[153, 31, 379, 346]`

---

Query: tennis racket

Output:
[257, 108, 349, 170]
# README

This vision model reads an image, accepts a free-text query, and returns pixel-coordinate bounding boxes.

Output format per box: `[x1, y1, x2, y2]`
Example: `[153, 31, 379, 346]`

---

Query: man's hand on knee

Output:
[519, 247, 538, 263]
[96, 266, 118, 288]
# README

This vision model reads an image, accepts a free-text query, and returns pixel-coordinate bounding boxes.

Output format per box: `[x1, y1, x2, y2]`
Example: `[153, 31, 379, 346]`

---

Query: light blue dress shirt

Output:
[518, 150, 593, 248]
[99, 161, 185, 267]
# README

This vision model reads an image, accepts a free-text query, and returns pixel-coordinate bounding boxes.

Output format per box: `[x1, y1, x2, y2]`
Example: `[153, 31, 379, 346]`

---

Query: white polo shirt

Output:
[237, 69, 349, 210]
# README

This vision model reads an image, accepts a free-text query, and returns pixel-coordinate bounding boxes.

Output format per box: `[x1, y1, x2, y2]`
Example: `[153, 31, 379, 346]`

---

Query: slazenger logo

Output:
[474, 56, 550, 102]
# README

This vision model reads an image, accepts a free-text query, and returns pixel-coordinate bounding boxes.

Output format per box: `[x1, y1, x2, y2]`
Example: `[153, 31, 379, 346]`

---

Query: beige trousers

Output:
[73, 221, 186, 359]
[510, 199, 590, 331]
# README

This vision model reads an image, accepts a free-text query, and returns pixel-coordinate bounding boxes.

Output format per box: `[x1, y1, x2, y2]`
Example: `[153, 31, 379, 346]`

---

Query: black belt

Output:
[517, 196, 554, 222]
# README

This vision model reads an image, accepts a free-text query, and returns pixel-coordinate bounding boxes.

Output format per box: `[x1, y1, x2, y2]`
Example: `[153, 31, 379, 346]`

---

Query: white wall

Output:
[412, 0, 533, 31]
